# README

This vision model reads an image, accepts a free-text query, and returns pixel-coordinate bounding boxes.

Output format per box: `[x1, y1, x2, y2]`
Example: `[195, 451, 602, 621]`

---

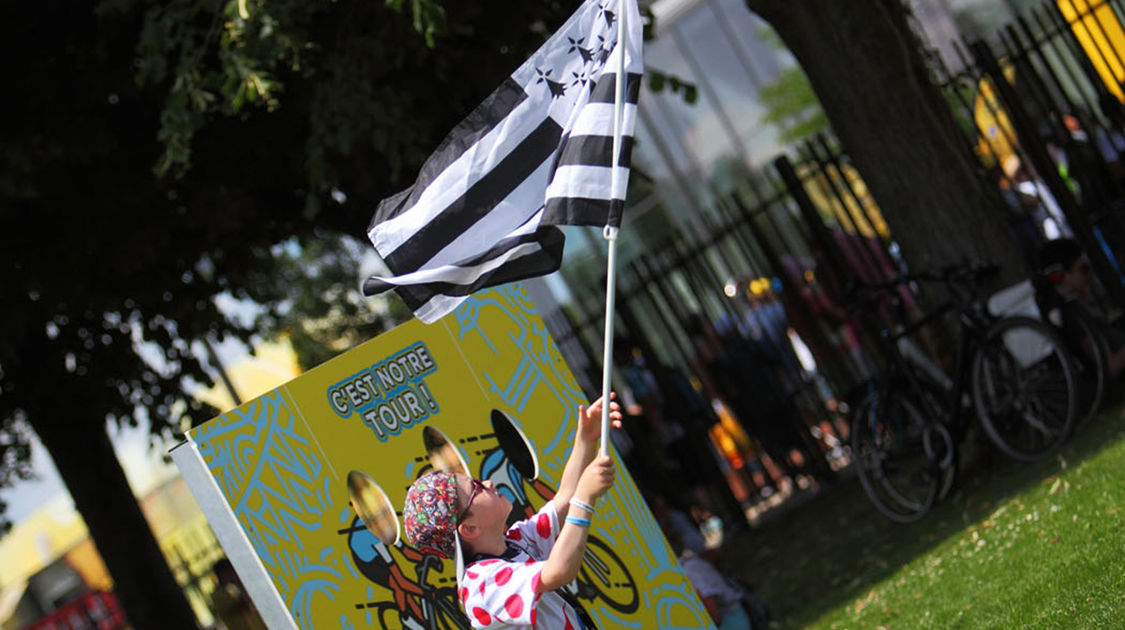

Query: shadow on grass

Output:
[721, 402, 1125, 630]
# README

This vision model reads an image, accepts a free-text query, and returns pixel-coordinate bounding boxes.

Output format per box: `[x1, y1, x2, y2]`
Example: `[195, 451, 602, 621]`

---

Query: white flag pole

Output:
[599, 0, 628, 457]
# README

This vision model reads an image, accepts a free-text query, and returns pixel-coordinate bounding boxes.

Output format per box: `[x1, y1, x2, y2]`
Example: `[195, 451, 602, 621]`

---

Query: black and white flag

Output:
[362, 0, 643, 323]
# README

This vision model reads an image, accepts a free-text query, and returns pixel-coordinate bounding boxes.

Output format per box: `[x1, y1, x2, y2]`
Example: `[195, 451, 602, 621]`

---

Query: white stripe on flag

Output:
[368, 98, 548, 257]
[546, 165, 630, 200]
[567, 102, 638, 139]
[362, 0, 644, 323]
[422, 165, 553, 268]
[376, 239, 546, 290]
[413, 247, 546, 321]
[384, 242, 555, 324]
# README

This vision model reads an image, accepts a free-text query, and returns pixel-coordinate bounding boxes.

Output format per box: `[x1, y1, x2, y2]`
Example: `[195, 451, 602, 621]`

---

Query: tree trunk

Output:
[33, 414, 199, 630]
[746, 0, 1028, 283]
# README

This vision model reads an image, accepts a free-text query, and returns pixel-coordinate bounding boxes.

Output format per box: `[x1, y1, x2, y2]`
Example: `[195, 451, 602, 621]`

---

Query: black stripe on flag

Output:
[383, 118, 565, 273]
[368, 78, 529, 229]
[554, 135, 635, 168]
[364, 227, 565, 313]
[542, 197, 620, 227]
[587, 72, 643, 105]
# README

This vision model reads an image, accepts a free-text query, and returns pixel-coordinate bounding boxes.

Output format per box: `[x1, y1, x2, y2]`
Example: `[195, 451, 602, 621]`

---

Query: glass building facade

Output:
[547, 0, 1038, 301]
[553, 0, 799, 295]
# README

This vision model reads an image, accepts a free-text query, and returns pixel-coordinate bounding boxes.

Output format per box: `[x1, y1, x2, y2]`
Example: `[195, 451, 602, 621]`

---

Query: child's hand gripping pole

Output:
[577, 394, 622, 454]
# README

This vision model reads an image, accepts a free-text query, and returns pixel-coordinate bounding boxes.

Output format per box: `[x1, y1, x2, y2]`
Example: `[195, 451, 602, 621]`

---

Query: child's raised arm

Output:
[551, 394, 621, 520]
[538, 454, 616, 592]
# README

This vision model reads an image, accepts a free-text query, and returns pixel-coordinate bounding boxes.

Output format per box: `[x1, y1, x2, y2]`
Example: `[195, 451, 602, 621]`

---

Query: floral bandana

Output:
[402, 471, 460, 559]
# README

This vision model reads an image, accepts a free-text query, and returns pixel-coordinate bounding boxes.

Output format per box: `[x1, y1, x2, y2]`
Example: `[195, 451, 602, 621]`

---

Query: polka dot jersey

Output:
[460, 502, 584, 629]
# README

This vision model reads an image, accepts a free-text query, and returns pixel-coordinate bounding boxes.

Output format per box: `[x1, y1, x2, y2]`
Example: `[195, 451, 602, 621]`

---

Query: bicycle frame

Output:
[850, 262, 1080, 520]
[866, 274, 997, 439]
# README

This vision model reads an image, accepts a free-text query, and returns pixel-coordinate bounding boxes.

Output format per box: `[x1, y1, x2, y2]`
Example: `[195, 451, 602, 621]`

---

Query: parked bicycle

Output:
[1031, 276, 1112, 432]
[848, 263, 1080, 522]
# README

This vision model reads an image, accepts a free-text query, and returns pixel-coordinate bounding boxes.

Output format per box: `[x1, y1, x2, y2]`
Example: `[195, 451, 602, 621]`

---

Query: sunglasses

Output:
[459, 479, 485, 522]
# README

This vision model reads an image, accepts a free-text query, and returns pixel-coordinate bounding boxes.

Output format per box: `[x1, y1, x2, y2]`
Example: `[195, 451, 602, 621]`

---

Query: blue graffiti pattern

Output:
[455, 288, 702, 629]
[194, 389, 341, 630]
[192, 285, 708, 629]
[456, 286, 586, 485]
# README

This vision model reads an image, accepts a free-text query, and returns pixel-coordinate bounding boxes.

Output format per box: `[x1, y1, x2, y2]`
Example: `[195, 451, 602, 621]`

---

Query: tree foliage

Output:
[251, 232, 412, 370]
[133, 0, 578, 215]
[755, 25, 828, 144]
[0, 0, 582, 517]
[759, 66, 829, 144]
[0, 0, 584, 625]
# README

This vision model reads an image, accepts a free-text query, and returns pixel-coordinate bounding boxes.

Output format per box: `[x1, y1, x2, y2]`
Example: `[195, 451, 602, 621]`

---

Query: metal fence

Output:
[931, 0, 1125, 304]
[540, 0, 1125, 524]
[543, 137, 890, 522]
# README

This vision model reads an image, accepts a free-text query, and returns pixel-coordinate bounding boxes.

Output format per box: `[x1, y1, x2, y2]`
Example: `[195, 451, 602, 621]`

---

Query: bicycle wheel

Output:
[1050, 302, 1110, 431]
[909, 379, 960, 502]
[850, 390, 949, 523]
[971, 316, 1078, 462]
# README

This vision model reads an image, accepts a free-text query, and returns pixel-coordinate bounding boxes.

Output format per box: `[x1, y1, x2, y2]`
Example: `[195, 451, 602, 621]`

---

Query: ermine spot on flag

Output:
[362, 0, 643, 323]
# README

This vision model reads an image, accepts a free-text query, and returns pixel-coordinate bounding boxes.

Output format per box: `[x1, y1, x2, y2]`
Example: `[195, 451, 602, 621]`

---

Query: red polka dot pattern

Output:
[472, 607, 492, 625]
[505, 593, 524, 619]
[456, 507, 580, 629]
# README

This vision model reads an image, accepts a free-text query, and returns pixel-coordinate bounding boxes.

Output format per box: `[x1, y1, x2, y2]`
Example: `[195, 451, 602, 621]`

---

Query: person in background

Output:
[993, 164, 1046, 257]
[650, 494, 709, 557]
[1039, 238, 1125, 380]
[668, 530, 755, 630]
[210, 559, 267, 630]
[1095, 93, 1125, 183]
[1005, 155, 1069, 240]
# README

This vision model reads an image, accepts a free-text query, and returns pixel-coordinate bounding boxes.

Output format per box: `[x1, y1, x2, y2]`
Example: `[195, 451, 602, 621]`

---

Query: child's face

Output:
[457, 474, 512, 533]
[1059, 256, 1094, 300]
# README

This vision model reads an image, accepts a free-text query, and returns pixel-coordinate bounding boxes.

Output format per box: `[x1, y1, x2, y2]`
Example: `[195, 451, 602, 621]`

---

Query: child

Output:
[1039, 238, 1125, 379]
[402, 395, 622, 629]
[665, 530, 765, 630]
[675, 547, 753, 630]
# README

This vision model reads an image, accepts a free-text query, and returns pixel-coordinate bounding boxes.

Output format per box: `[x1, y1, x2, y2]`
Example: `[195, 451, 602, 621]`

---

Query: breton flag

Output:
[362, 0, 643, 323]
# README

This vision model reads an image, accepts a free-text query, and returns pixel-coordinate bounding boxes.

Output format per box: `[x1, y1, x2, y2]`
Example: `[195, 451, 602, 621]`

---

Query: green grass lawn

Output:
[723, 401, 1125, 629]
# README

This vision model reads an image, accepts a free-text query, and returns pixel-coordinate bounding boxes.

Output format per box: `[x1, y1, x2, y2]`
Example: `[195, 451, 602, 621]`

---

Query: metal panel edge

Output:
[169, 440, 299, 630]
